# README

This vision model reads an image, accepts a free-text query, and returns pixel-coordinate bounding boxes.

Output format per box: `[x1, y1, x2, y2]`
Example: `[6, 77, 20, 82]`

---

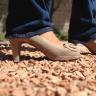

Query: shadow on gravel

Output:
[0, 54, 48, 62]
[0, 46, 38, 52]
[0, 50, 48, 61]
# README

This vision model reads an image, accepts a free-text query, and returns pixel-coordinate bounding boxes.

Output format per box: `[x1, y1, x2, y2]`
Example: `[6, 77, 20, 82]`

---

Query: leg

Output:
[6, 0, 60, 45]
[69, 0, 96, 42]
[68, 0, 96, 54]
[6, 0, 52, 38]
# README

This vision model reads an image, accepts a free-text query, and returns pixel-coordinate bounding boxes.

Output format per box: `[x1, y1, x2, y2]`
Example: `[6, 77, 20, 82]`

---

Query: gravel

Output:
[0, 41, 96, 96]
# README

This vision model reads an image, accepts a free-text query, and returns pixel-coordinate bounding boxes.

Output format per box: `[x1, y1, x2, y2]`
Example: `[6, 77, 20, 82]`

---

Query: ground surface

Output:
[0, 41, 96, 96]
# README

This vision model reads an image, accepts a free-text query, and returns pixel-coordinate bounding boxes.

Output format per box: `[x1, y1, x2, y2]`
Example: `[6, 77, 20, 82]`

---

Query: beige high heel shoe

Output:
[9, 35, 81, 62]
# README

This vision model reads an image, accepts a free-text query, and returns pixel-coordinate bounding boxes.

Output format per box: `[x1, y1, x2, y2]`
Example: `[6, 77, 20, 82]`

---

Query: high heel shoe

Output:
[9, 35, 81, 62]
[83, 40, 96, 54]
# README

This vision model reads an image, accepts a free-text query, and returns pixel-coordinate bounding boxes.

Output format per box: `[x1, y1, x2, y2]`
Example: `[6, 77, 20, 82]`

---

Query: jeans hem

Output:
[5, 27, 53, 39]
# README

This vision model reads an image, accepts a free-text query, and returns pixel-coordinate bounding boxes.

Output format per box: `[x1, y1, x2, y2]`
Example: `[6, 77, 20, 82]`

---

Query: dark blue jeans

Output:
[69, 0, 96, 43]
[5, 0, 52, 38]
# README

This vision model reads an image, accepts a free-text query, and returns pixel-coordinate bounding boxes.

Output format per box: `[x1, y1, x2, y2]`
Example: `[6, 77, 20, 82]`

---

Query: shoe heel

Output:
[10, 40, 21, 62]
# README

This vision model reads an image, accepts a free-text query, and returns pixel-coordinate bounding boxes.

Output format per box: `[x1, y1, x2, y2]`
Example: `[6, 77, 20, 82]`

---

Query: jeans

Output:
[69, 0, 96, 43]
[5, 0, 52, 38]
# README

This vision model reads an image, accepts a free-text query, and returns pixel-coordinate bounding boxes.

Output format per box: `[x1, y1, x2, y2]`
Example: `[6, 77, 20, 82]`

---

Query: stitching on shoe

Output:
[63, 42, 78, 52]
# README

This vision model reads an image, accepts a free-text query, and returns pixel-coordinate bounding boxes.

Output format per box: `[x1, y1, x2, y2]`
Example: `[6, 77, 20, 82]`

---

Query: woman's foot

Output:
[41, 31, 78, 51]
